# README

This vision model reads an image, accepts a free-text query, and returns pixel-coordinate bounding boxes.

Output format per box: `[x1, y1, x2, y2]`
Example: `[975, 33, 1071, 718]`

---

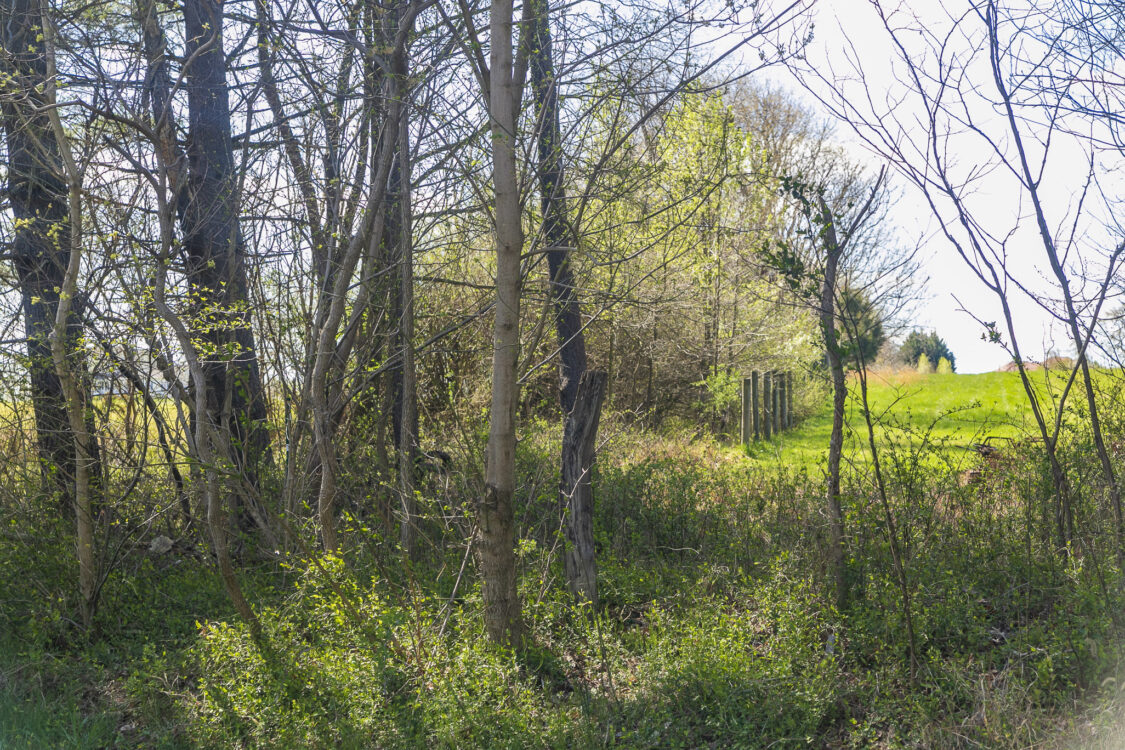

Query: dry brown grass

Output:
[864, 364, 932, 387]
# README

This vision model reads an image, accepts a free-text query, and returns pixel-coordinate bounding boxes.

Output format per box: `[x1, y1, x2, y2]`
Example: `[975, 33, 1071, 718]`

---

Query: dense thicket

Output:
[1, 0, 1124, 746]
[0, 0, 846, 622]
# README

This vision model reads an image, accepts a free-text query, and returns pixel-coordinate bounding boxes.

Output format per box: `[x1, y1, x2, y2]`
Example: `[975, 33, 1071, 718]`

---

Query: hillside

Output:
[750, 369, 1074, 468]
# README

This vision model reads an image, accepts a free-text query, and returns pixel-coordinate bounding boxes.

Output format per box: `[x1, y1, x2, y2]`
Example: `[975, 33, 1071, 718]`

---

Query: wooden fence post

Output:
[762, 371, 772, 440]
[751, 371, 760, 441]
[786, 371, 794, 428]
[772, 371, 780, 435]
[741, 377, 752, 447]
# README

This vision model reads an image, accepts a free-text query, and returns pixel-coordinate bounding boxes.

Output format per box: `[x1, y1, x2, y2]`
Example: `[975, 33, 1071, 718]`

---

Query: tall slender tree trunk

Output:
[0, 0, 94, 509]
[988, 7, 1096, 555]
[530, 0, 584, 413]
[32, 2, 100, 627]
[394, 3, 419, 557]
[480, 0, 524, 645]
[817, 198, 848, 611]
[181, 0, 272, 522]
[530, 0, 603, 604]
[46, 128, 97, 629]
[307, 19, 410, 550]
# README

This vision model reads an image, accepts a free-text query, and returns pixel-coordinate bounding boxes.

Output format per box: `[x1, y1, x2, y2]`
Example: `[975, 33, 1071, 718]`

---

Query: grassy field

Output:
[746, 368, 1071, 469]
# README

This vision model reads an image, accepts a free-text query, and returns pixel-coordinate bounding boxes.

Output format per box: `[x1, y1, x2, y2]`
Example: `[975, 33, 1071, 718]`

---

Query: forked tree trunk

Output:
[985, 8, 1116, 561]
[36, 5, 99, 627]
[134, 0, 258, 627]
[0, 0, 96, 509]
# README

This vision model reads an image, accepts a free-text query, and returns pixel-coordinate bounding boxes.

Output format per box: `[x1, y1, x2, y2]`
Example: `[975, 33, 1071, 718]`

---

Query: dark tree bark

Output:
[0, 0, 100, 509]
[391, 1, 419, 556]
[181, 0, 272, 510]
[530, 0, 585, 414]
[530, 0, 604, 604]
[560, 371, 606, 602]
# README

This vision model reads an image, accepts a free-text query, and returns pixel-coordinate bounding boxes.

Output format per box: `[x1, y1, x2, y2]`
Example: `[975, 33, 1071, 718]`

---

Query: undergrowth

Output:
[1, 408, 1124, 748]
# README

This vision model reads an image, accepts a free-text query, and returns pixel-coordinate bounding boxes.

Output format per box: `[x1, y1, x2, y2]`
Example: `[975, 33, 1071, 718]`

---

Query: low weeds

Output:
[1, 417, 1123, 748]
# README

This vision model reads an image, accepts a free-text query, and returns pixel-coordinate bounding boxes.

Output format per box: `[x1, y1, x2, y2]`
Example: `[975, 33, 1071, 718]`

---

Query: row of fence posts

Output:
[740, 370, 794, 447]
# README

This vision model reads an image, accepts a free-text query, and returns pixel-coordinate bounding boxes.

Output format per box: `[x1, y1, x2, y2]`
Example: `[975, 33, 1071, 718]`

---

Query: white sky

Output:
[734, 0, 1123, 373]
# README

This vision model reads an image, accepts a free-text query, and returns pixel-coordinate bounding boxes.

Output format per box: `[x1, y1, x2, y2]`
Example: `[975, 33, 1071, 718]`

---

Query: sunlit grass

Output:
[743, 368, 1103, 470]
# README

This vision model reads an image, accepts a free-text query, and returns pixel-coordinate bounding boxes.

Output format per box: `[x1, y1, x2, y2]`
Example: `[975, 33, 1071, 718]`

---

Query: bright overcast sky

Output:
[727, 0, 1122, 373]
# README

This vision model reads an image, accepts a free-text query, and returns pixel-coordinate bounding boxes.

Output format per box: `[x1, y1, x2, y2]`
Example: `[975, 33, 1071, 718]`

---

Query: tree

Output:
[479, 0, 529, 645]
[133, 0, 274, 626]
[180, 0, 272, 528]
[394, 2, 419, 558]
[530, 0, 605, 603]
[1, 0, 105, 626]
[838, 285, 885, 367]
[768, 168, 887, 610]
[899, 331, 955, 372]
[0, 0, 89, 508]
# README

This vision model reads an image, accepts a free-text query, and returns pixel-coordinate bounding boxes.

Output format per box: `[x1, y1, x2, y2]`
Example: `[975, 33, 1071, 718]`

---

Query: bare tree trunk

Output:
[151, 207, 260, 636]
[133, 0, 258, 628]
[480, 0, 525, 646]
[530, 0, 585, 413]
[530, 0, 603, 603]
[0, 0, 85, 508]
[986, 6, 1122, 564]
[560, 371, 606, 602]
[395, 5, 419, 557]
[182, 0, 272, 528]
[37, 5, 98, 627]
[817, 200, 848, 611]
[308, 31, 410, 550]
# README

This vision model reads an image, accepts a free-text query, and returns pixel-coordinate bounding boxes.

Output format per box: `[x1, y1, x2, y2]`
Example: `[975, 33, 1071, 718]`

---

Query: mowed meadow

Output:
[2, 368, 1123, 749]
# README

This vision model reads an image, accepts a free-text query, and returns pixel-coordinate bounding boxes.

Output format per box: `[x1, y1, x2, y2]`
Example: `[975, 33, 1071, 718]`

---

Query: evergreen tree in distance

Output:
[900, 330, 956, 372]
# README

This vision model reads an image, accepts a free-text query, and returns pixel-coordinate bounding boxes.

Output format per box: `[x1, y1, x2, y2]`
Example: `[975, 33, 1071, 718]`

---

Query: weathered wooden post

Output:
[762, 371, 772, 440]
[778, 371, 787, 432]
[786, 371, 794, 428]
[740, 377, 752, 447]
[772, 370, 780, 435]
[751, 370, 760, 441]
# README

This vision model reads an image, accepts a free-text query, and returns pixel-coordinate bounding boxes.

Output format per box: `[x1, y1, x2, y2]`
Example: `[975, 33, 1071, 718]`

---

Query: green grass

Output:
[0, 661, 117, 750]
[746, 369, 1069, 469]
